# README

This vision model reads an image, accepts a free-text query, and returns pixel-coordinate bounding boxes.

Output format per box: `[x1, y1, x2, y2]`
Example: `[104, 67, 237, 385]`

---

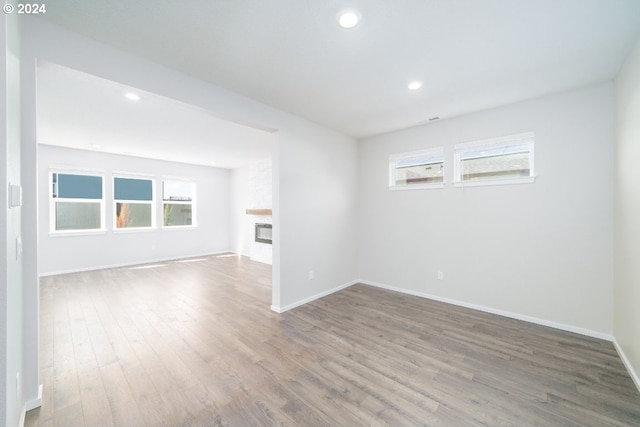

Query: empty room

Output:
[2, 0, 640, 426]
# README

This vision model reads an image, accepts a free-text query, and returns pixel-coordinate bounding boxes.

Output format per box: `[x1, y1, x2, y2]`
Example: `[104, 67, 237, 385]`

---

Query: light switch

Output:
[9, 183, 22, 208]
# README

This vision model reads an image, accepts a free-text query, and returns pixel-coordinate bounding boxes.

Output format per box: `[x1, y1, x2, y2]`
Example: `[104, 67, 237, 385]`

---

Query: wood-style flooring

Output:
[25, 254, 640, 426]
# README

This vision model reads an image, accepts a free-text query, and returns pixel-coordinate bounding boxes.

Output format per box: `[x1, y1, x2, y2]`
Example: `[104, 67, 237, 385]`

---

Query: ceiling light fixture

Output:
[338, 10, 360, 29]
[124, 92, 141, 101]
[408, 81, 423, 91]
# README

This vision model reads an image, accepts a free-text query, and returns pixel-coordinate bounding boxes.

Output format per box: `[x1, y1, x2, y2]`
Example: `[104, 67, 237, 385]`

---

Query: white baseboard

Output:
[271, 280, 358, 313]
[613, 338, 640, 394]
[359, 279, 613, 342]
[38, 250, 236, 277]
[19, 383, 42, 427]
[25, 383, 43, 411]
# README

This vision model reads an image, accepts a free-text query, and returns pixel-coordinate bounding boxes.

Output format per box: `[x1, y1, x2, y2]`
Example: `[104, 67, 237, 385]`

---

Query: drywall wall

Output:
[359, 83, 614, 336]
[38, 145, 231, 275]
[2, 7, 25, 426]
[614, 38, 640, 389]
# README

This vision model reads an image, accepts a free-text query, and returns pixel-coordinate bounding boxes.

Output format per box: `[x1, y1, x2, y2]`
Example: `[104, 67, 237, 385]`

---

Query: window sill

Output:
[389, 183, 445, 191]
[49, 229, 107, 237]
[453, 176, 536, 188]
[113, 227, 156, 233]
[162, 225, 198, 231]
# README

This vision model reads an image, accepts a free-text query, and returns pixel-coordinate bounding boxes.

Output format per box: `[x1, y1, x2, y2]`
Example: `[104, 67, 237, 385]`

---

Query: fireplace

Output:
[255, 223, 272, 244]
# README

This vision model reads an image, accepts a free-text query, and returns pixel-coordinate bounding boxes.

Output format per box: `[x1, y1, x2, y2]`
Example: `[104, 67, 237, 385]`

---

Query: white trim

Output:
[38, 251, 234, 277]
[112, 227, 156, 234]
[269, 277, 613, 342]
[453, 176, 536, 188]
[49, 229, 107, 237]
[20, 384, 43, 427]
[161, 224, 197, 231]
[26, 384, 43, 411]
[359, 279, 613, 341]
[270, 279, 358, 313]
[613, 337, 640, 394]
[389, 183, 445, 191]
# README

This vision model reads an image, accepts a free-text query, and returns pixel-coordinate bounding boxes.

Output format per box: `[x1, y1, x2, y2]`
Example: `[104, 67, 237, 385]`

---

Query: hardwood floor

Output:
[25, 255, 640, 426]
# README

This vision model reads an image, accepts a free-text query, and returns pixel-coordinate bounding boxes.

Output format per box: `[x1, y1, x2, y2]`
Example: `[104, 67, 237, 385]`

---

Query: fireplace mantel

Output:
[246, 209, 272, 216]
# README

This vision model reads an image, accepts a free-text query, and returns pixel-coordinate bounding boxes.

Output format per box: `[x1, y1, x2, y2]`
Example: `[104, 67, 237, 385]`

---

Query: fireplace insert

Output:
[255, 223, 272, 244]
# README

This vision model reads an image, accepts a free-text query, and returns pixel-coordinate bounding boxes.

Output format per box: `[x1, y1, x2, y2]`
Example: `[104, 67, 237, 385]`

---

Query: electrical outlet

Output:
[437, 271, 444, 280]
[308, 270, 315, 280]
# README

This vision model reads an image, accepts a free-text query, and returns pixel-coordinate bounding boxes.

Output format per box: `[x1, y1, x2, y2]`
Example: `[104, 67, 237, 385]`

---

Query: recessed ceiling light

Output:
[91, 144, 101, 148]
[210, 161, 216, 166]
[408, 81, 423, 91]
[124, 92, 141, 101]
[338, 10, 360, 29]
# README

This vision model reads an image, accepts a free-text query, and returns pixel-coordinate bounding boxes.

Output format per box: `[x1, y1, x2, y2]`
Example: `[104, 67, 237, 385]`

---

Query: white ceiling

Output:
[37, 62, 275, 169]
[38, 0, 640, 144]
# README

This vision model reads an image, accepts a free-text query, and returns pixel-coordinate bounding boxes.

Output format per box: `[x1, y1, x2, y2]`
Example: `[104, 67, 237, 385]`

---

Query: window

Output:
[389, 147, 444, 190]
[50, 172, 104, 232]
[114, 176, 154, 229]
[454, 132, 535, 187]
[162, 180, 195, 227]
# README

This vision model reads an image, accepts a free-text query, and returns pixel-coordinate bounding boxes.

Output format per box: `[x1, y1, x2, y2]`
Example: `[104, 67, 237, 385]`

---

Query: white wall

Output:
[19, 17, 359, 404]
[359, 83, 614, 337]
[614, 38, 640, 389]
[2, 6, 25, 426]
[38, 145, 231, 275]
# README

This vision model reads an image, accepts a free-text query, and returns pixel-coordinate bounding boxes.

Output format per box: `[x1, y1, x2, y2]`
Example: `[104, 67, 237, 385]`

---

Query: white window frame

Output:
[113, 174, 156, 232]
[389, 147, 445, 191]
[453, 132, 535, 188]
[49, 170, 106, 235]
[162, 178, 197, 229]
